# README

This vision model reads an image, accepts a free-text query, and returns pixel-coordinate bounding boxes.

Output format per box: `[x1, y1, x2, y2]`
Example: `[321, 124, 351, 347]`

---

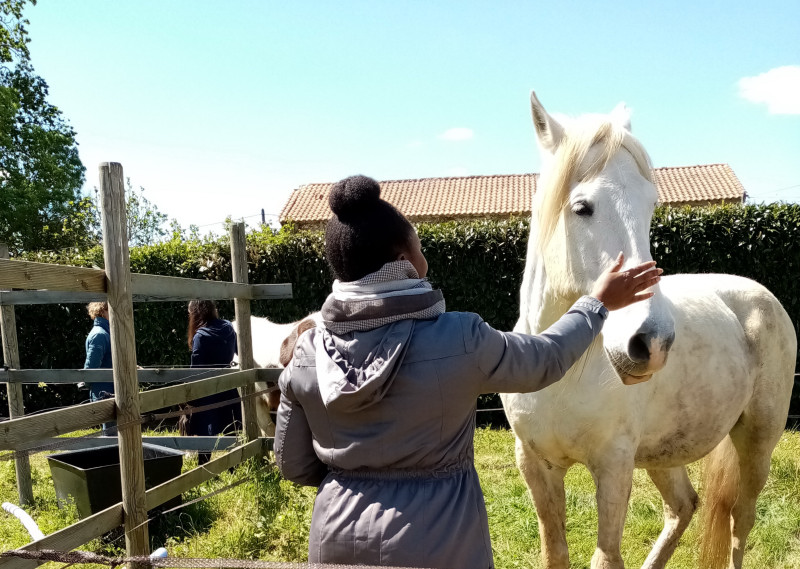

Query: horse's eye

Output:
[572, 201, 594, 217]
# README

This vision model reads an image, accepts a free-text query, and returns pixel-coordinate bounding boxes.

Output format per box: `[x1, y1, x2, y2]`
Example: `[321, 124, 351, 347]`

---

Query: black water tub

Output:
[47, 443, 183, 518]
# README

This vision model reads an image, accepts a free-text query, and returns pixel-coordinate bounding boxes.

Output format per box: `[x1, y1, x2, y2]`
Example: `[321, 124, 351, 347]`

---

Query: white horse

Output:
[235, 313, 320, 436]
[500, 92, 795, 569]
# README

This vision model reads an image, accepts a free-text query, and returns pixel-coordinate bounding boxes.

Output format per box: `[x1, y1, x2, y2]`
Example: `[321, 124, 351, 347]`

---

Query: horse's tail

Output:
[699, 434, 740, 569]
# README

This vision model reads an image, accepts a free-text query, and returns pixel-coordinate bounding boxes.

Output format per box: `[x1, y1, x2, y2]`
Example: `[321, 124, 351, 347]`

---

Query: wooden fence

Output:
[0, 163, 292, 569]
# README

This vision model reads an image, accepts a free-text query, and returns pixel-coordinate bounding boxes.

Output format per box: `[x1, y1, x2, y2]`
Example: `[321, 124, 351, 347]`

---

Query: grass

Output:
[2, 429, 799, 568]
[476, 428, 800, 568]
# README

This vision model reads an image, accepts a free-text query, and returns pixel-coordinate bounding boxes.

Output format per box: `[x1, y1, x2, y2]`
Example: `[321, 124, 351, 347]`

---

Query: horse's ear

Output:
[530, 90, 564, 153]
[610, 102, 632, 132]
[278, 317, 317, 367]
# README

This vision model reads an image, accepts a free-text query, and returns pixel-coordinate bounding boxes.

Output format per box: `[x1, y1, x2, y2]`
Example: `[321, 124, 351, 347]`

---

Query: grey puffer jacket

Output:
[275, 297, 607, 568]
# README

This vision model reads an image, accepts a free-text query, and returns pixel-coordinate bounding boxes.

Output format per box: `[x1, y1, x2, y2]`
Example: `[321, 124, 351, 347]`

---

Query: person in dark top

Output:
[184, 300, 242, 464]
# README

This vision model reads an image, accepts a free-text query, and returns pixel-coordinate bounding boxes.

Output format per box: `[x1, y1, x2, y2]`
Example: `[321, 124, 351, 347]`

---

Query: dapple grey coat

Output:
[275, 298, 607, 568]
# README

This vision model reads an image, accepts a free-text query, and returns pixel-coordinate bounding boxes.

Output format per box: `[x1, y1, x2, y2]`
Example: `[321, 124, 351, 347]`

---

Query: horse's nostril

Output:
[664, 331, 676, 353]
[628, 333, 650, 363]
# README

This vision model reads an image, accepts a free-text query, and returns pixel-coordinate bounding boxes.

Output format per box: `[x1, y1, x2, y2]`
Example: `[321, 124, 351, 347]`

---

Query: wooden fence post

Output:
[99, 163, 149, 564]
[230, 222, 259, 441]
[0, 243, 34, 506]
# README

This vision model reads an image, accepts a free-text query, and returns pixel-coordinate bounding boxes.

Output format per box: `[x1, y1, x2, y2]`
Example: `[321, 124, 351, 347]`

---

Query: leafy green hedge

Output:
[2, 204, 799, 422]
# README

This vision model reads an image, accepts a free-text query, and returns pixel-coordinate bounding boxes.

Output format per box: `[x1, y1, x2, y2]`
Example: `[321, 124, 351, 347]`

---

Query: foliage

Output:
[0, 62, 88, 254]
[3, 204, 800, 419]
[247, 222, 330, 323]
[84, 179, 183, 248]
[0, 0, 34, 64]
[0, 0, 89, 255]
[417, 218, 528, 330]
[124, 183, 169, 246]
[1, 0, 181, 253]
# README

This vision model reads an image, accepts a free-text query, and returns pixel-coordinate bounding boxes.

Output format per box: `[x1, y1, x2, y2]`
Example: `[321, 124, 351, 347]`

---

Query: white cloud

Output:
[738, 65, 800, 115]
[438, 127, 474, 141]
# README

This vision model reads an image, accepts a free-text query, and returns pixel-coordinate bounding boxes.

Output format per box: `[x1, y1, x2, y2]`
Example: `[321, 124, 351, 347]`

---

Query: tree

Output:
[123, 182, 170, 246]
[86, 179, 193, 247]
[1, 0, 186, 253]
[0, 0, 32, 64]
[89, 179, 169, 247]
[1, 0, 89, 254]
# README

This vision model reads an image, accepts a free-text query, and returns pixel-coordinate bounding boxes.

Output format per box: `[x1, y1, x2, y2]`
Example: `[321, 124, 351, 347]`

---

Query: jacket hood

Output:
[196, 319, 236, 342]
[315, 319, 414, 413]
[93, 317, 110, 332]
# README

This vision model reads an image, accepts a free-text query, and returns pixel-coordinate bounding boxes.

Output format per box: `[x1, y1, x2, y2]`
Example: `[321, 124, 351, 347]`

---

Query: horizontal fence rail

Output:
[0, 367, 282, 384]
[130, 274, 292, 302]
[0, 438, 271, 569]
[0, 258, 106, 293]
[0, 504, 124, 569]
[0, 368, 263, 450]
[0, 281, 292, 305]
[20, 436, 242, 453]
[0, 398, 116, 449]
[138, 369, 255, 415]
[144, 438, 268, 511]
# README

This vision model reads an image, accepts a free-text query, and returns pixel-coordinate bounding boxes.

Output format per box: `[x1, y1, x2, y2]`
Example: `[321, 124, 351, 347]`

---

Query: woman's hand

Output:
[591, 252, 663, 311]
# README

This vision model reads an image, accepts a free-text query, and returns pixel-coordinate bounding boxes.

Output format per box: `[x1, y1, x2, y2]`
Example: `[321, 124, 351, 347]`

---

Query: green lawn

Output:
[2, 429, 799, 568]
[476, 428, 800, 568]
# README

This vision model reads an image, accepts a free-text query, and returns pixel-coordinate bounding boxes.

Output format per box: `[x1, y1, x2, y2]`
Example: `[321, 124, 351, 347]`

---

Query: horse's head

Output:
[528, 90, 675, 384]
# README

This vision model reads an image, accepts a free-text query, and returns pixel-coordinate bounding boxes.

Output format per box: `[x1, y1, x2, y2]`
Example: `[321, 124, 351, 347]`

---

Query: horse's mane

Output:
[537, 117, 653, 251]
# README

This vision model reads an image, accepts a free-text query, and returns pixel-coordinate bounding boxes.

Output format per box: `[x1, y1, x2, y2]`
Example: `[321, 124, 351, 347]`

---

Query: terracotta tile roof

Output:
[652, 164, 745, 206]
[279, 164, 744, 227]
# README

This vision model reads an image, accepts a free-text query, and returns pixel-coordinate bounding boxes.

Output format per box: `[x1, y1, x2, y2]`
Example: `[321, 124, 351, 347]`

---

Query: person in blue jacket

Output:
[84, 301, 114, 400]
[184, 300, 241, 464]
[83, 301, 116, 434]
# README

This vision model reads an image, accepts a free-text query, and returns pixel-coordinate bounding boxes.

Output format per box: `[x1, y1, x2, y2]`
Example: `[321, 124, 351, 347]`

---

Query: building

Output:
[278, 163, 745, 229]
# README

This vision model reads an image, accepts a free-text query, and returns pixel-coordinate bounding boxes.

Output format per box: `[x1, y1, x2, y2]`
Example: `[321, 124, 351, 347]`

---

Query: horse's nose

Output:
[628, 329, 675, 364]
[628, 333, 650, 363]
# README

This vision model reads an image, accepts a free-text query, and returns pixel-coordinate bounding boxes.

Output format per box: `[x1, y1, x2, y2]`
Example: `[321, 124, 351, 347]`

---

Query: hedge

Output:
[2, 204, 799, 423]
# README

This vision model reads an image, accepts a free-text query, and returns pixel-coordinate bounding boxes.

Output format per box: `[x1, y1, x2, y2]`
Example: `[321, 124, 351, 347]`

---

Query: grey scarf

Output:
[321, 261, 446, 334]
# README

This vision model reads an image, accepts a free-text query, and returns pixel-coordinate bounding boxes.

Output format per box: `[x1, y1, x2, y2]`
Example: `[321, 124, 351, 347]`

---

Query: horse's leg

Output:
[706, 286, 795, 568]
[700, 414, 784, 569]
[253, 381, 276, 437]
[589, 455, 634, 569]
[515, 438, 570, 569]
[727, 414, 783, 569]
[640, 466, 698, 569]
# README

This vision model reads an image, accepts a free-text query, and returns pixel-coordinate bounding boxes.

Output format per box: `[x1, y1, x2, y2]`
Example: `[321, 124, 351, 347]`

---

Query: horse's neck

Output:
[519, 258, 604, 391]
[518, 219, 580, 333]
[518, 254, 578, 333]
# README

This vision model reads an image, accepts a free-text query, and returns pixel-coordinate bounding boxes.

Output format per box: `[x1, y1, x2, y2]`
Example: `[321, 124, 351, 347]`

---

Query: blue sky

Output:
[24, 0, 800, 233]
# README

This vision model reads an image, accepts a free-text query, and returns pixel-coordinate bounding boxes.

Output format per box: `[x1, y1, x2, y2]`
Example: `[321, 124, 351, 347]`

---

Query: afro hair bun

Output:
[329, 175, 381, 220]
